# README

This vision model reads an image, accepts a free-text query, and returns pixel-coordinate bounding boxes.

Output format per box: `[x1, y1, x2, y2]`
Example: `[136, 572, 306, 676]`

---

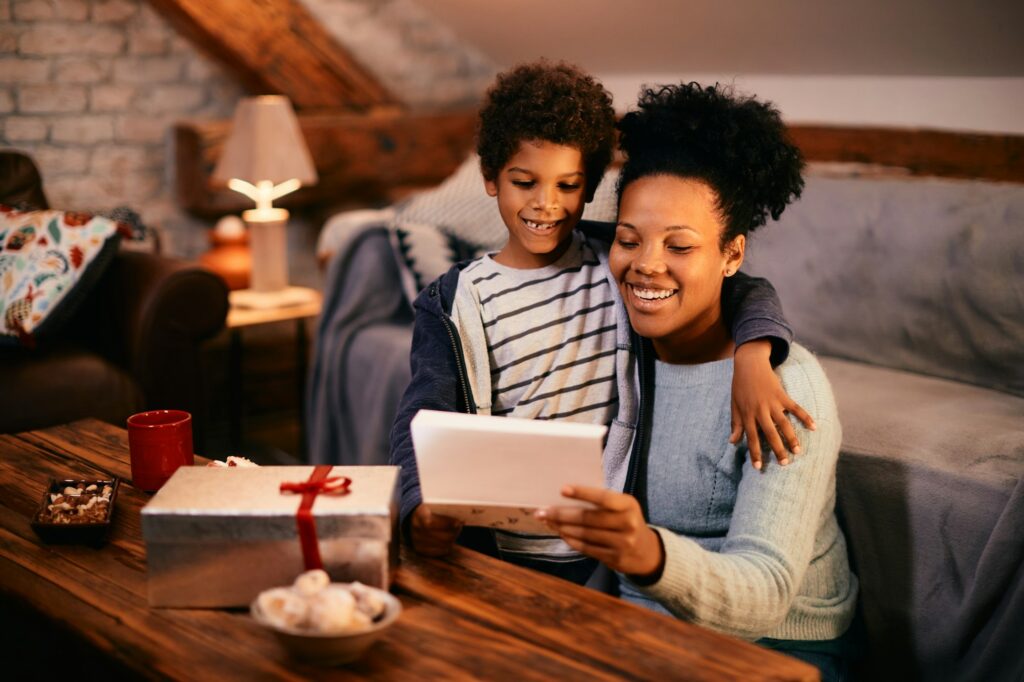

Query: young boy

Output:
[389, 61, 806, 583]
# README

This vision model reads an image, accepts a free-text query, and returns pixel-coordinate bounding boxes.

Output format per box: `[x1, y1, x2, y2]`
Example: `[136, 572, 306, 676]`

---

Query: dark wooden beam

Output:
[788, 125, 1024, 184]
[147, 0, 396, 110]
[174, 109, 478, 216]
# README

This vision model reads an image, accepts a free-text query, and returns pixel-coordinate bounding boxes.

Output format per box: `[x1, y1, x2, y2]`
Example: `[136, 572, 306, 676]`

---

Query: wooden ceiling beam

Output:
[147, 0, 396, 110]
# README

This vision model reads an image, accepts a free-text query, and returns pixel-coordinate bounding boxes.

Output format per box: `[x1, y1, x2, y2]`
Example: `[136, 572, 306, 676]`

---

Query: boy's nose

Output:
[532, 188, 559, 212]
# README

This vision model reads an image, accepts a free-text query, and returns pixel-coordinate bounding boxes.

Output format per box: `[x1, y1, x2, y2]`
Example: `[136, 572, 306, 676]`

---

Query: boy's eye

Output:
[511, 180, 535, 188]
[558, 183, 581, 191]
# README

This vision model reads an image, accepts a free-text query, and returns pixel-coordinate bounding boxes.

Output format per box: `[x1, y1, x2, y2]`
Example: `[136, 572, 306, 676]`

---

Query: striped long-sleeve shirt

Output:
[457, 232, 617, 574]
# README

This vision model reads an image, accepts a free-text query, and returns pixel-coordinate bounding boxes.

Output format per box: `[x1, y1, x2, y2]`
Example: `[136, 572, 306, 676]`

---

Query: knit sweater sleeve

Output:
[632, 347, 843, 640]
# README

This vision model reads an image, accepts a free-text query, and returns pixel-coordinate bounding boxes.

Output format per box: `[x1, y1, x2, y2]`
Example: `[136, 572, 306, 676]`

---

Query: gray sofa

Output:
[309, 164, 1024, 680]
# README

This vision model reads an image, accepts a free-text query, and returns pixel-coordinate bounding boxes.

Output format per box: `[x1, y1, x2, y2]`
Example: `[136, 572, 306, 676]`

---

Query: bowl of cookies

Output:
[251, 569, 401, 666]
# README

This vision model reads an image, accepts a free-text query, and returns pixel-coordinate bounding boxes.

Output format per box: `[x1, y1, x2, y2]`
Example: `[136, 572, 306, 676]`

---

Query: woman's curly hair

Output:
[616, 82, 804, 244]
[477, 60, 616, 201]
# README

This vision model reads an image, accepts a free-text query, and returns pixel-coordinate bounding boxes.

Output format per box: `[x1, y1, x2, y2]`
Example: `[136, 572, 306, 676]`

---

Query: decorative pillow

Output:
[0, 205, 125, 347]
[388, 221, 486, 304]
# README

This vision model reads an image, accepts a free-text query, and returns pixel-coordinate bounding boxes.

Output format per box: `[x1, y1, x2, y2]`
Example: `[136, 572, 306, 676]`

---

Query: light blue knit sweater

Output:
[620, 343, 859, 642]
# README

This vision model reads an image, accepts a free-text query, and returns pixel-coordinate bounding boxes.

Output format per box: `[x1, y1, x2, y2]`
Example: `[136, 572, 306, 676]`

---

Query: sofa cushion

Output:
[821, 356, 1024, 678]
[745, 175, 1024, 397]
[0, 206, 124, 347]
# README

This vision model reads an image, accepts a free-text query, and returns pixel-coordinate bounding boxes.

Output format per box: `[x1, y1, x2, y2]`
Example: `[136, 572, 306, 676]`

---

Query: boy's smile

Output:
[485, 140, 588, 269]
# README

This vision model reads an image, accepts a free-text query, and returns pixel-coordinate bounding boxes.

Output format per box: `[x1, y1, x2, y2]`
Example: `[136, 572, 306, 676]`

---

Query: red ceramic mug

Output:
[127, 410, 195, 492]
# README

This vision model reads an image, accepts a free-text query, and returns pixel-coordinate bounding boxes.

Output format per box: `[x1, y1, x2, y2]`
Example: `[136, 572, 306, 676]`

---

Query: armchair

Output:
[0, 150, 229, 446]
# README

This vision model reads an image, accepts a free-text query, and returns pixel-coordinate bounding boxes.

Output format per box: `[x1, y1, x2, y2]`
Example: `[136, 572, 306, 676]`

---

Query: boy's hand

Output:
[730, 339, 816, 469]
[410, 504, 463, 557]
[537, 486, 663, 579]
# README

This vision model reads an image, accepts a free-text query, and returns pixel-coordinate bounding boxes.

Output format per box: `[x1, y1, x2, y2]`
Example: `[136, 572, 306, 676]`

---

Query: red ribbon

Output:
[279, 465, 352, 570]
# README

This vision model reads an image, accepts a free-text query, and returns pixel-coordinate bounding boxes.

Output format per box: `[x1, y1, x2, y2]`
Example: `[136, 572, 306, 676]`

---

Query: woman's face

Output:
[609, 175, 745, 363]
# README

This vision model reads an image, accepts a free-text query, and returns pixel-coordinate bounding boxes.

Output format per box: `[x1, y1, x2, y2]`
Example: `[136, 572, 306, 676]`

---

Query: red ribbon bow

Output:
[279, 465, 352, 570]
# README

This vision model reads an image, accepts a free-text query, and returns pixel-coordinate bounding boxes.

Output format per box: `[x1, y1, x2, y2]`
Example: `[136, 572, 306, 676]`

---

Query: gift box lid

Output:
[141, 466, 399, 543]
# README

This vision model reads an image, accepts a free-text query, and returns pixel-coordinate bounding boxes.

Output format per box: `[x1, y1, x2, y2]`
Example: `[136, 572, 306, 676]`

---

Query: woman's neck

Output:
[653, 317, 735, 365]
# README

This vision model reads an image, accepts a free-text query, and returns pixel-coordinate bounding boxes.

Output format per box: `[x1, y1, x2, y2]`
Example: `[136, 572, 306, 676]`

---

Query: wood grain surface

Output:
[0, 420, 817, 681]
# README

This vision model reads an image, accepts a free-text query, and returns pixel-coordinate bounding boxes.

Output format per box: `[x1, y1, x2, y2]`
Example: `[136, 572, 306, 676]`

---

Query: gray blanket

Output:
[306, 225, 411, 466]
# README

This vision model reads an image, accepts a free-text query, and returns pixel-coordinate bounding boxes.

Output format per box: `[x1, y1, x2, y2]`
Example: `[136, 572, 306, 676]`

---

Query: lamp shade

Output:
[211, 96, 318, 187]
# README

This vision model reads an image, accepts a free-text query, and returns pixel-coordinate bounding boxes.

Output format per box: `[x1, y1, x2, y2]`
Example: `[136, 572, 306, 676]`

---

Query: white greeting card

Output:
[410, 410, 607, 533]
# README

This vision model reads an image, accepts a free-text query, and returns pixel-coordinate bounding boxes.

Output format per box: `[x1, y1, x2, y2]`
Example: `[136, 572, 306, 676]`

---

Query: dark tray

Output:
[31, 478, 119, 545]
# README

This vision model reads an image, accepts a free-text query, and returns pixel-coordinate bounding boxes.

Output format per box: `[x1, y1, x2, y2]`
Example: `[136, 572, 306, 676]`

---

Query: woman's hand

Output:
[731, 339, 816, 469]
[409, 504, 463, 557]
[538, 486, 664, 579]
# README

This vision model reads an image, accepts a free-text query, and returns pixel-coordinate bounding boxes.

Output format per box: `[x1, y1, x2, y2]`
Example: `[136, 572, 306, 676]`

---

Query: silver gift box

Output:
[141, 465, 399, 608]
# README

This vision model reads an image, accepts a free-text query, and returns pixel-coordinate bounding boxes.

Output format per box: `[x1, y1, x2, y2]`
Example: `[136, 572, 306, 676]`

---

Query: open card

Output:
[410, 410, 606, 533]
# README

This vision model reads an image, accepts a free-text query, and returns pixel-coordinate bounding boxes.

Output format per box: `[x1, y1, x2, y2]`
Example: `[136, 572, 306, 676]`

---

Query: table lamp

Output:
[212, 95, 318, 306]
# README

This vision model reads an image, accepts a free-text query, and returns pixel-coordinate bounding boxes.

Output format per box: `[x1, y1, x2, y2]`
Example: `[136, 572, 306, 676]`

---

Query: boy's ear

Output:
[483, 177, 498, 197]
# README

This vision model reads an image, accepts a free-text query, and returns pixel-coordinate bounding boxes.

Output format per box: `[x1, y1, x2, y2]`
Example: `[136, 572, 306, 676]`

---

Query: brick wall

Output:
[304, 0, 495, 109]
[1, 0, 496, 259]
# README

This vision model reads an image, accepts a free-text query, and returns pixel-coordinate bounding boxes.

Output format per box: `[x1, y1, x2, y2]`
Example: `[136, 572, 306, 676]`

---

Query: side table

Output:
[225, 287, 322, 458]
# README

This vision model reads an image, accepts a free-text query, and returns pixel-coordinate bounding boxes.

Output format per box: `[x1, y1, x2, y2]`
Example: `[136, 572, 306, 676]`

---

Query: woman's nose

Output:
[634, 249, 666, 275]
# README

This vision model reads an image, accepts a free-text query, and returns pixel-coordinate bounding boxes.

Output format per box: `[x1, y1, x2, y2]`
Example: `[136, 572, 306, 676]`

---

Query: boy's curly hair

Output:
[616, 82, 804, 244]
[477, 60, 616, 201]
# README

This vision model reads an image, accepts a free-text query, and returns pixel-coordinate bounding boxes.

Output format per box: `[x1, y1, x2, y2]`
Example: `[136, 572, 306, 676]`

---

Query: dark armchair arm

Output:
[69, 251, 229, 445]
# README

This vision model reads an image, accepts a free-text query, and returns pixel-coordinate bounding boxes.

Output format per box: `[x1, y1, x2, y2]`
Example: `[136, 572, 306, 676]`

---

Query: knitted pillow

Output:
[0, 205, 124, 347]
[389, 221, 486, 304]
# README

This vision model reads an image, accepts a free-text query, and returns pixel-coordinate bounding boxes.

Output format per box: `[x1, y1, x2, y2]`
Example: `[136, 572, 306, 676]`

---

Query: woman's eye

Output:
[616, 239, 639, 249]
[668, 245, 694, 254]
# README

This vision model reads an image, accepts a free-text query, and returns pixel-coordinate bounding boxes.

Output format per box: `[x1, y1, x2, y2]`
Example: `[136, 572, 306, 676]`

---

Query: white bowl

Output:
[251, 586, 402, 666]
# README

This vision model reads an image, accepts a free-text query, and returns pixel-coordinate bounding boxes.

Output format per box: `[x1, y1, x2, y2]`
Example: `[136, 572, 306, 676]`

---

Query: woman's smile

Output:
[626, 283, 679, 310]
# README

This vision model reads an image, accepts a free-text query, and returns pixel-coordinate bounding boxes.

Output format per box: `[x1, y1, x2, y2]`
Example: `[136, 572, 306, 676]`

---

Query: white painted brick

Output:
[112, 57, 183, 84]
[13, 0, 89, 21]
[2, 116, 48, 141]
[26, 144, 90, 176]
[0, 27, 20, 53]
[127, 26, 168, 56]
[115, 113, 174, 144]
[90, 83, 135, 111]
[0, 88, 13, 113]
[54, 58, 109, 84]
[136, 84, 205, 113]
[0, 58, 50, 84]
[90, 145, 161, 174]
[50, 115, 114, 143]
[91, 0, 136, 23]
[19, 24, 125, 56]
[18, 84, 87, 112]
[184, 56, 220, 81]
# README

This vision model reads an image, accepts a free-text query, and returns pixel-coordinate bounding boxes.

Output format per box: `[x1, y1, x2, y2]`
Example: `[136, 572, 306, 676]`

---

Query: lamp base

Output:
[229, 286, 320, 310]
[245, 214, 289, 292]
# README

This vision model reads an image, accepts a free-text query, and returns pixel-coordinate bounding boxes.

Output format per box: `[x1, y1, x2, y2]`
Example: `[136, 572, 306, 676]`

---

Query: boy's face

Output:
[485, 140, 587, 269]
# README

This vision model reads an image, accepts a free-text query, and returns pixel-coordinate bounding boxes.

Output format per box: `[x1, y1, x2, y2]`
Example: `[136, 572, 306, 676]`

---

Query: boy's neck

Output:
[493, 232, 576, 269]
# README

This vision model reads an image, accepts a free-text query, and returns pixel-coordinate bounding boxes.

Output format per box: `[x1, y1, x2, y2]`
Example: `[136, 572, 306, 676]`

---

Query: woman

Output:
[538, 83, 859, 678]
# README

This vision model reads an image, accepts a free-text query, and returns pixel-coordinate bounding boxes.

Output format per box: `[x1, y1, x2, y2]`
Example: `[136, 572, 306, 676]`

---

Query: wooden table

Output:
[0, 420, 817, 681]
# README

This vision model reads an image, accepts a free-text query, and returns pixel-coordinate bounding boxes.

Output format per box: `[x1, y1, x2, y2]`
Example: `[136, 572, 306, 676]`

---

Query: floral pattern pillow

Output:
[0, 205, 126, 347]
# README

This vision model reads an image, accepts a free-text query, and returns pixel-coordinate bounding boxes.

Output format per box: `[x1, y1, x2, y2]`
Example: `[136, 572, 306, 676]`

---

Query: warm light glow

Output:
[227, 177, 302, 213]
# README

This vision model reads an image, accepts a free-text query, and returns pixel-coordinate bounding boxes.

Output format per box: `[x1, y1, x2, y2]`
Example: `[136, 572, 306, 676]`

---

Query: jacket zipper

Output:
[432, 283, 474, 415]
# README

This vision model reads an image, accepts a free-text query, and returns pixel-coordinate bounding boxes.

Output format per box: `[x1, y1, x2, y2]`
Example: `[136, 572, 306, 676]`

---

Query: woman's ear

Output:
[723, 234, 746, 277]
